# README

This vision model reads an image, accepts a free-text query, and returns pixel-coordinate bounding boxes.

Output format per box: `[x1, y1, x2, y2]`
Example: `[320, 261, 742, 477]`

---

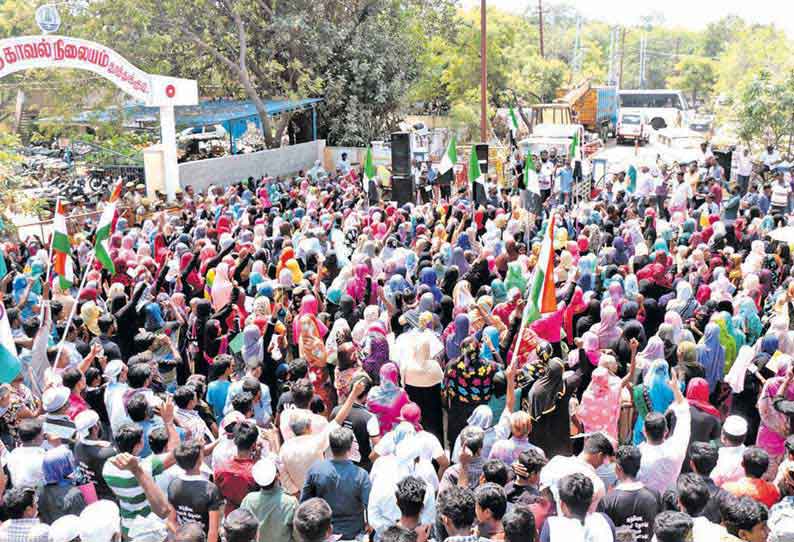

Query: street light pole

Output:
[480, 0, 487, 142]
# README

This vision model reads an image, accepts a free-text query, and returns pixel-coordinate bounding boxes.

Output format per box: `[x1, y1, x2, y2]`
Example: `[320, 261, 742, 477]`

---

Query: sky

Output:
[462, 0, 794, 37]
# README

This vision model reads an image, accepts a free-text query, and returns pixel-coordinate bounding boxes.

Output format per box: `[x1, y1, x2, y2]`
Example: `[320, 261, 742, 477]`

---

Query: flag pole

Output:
[54, 252, 95, 364]
[40, 197, 60, 326]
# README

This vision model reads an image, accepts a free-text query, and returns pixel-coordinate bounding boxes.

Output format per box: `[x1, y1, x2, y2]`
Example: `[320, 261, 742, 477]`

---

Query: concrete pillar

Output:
[160, 105, 179, 201]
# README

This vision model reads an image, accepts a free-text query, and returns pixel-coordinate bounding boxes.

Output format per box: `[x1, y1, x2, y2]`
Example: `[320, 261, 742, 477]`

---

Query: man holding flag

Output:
[437, 135, 457, 200]
[362, 145, 378, 207]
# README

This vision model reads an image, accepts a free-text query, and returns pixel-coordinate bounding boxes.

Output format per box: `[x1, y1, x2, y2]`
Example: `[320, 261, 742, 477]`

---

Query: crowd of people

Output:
[0, 140, 793, 542]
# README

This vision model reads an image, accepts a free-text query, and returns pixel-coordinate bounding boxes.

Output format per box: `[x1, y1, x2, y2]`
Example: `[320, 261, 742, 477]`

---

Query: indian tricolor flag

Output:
[438, 135, 457, 185]
[362, 146, 376, 195]
[526, 214, 557, 323]
[52, 200, 74, 289]
[94, 182, 122, 273]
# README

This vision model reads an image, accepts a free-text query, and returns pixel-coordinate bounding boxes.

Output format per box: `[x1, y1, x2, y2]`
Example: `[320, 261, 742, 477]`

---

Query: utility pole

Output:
[480, 0, 487, 142]
[607, 27, 616, 87]
[618, 27, 626, 89]
[538, 0, 544, 58]
[638, 33, 646, 89]
[571, 16, 582, 77]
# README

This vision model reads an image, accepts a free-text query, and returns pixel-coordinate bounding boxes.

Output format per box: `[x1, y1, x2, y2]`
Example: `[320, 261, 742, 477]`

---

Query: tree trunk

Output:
[274, 112, 292, 145]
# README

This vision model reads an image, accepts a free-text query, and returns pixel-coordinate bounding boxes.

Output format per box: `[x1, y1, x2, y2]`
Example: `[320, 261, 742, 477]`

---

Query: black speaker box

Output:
[391, 175, 414, 206]
[391, 132, 411, 177]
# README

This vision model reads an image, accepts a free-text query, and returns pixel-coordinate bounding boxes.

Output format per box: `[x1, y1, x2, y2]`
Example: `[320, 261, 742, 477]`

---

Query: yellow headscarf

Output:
[285, 259, 304, 284]
[80, 301, 102, 336]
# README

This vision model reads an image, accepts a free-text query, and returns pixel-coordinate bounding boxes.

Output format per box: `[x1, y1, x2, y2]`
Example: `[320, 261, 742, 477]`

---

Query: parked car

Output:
[616, 111, 649, 145]
[178, 124, 227, 142]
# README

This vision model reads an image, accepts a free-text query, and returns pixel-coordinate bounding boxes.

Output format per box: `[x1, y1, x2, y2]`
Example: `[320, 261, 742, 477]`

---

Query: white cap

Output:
[50, 515, 81, 542]
[74, 410, 100, 439]
[79, 500, 121, 542]
[127, 513, 168, 542]
[104, 359, 125, 379]
[42, 386, 70, 413]
[252, 457, 277, 486]
[723, 415, 749, 437]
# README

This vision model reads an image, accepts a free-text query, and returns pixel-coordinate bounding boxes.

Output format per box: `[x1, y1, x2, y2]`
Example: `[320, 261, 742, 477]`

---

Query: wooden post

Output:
[538, 0, 545, 58]
[480, 0, 488, 142]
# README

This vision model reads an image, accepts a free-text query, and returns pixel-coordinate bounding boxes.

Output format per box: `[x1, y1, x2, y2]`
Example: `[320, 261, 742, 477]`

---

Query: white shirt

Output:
[691, 516, 725, 542]
[711, 444, 746, 487]
[737, 153, 753, 176]
[638, 400, 691, 494]
[7, 446, 45, 488]
[635, 172, 654, 197]
[761, 149, 781, 167]
[540, 455, 606, 513]
[367, 455, 437, 538]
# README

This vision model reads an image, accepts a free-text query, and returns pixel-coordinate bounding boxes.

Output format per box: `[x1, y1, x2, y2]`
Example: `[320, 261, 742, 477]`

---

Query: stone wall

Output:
[178, 140, 325, 192]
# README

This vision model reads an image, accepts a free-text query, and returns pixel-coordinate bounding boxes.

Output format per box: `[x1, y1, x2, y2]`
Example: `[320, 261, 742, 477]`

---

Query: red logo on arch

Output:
[165, 84, 176, 98]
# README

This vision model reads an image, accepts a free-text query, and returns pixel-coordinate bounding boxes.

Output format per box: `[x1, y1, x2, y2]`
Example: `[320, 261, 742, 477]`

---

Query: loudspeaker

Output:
[391, 132, 411, 177]
[391, 175, 414, 206]
[474, 143, 489, 174]
[714, 149, 733, 181]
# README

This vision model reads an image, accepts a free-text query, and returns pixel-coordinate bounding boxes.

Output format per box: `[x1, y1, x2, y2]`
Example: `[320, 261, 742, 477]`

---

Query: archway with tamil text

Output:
[0, 35, 198, 200]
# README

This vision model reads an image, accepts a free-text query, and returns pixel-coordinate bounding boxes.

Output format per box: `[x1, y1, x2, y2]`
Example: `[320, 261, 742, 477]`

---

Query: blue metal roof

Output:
[65, 98, 323, 128]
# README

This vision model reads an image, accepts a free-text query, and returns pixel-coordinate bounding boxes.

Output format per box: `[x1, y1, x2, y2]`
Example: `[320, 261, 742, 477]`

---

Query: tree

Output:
[736, 70, 794, 152]
[666, 56, 717, 105]
[715, 25, 794, 100]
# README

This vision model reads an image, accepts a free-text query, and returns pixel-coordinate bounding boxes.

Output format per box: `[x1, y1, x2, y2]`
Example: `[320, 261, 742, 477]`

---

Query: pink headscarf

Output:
[211, 262, 233, 310]
[576, 367, 621, 441]
[591, 305, 621, 349]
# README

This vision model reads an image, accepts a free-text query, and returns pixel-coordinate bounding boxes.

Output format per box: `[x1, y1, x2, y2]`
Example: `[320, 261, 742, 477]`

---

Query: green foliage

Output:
[736, 70, 794, 150]
[0, 133, 44, 230]
[666, 56, 717, 105]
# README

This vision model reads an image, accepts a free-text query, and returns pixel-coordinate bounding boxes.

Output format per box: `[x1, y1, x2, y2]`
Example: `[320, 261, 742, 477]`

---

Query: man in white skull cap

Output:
[711, 415, 749, 488]
[79, 500, 121, 542]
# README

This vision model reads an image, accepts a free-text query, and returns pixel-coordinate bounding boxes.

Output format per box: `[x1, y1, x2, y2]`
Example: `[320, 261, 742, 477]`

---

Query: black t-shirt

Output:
[504, 481, 540, 505]
[74, 440, 118, 500]
[331, 403, 375, 471]
[598, 485, 661, 542]
[168, 475, 224, 532]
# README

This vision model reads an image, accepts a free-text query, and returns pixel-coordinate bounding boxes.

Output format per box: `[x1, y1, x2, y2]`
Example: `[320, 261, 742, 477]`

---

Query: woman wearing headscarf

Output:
[563, 287, 587, 347]
[667, 281, 699, 321]
[697, 323, 726, 393]
[443, 337, 497, 448]
[419, 267, 442, 303]
[757, 373, 794, 480]
[575, 298, 601, 338]
[675, 341, 706, 389]
[714, 312, 738, 371]
[632, 359, 674, 444]
[367, 362, 410, 436]
[401, 336, 444, 441]
[525, 358, 579, 457]
[362, 330, 391, 384]
[445, 314, 470, 361]
[210, 262, 233, 310]
[334, 342, 360, 403]
[665, 377, 721, 473]
[589, 305, 622, 349]
[729, 338, 781, 446]
[575, 339, 638, 443]
[297, 313, 333, 414]
[37, 446, 87, 524]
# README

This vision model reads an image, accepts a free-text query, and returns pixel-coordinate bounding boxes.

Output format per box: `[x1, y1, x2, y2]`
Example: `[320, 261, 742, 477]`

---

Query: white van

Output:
[616, 111, 648, 145]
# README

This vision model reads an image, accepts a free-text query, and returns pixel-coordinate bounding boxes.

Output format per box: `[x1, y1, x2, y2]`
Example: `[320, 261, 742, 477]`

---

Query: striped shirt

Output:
[102, 455, 165, 534]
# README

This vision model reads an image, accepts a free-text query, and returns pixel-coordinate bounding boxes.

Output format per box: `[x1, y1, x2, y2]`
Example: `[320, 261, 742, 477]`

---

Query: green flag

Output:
[508, 106, 520, 135]
[468, 148, 482, 185]
[569, 130, 580, 161]
[363, 146, 376, 194]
